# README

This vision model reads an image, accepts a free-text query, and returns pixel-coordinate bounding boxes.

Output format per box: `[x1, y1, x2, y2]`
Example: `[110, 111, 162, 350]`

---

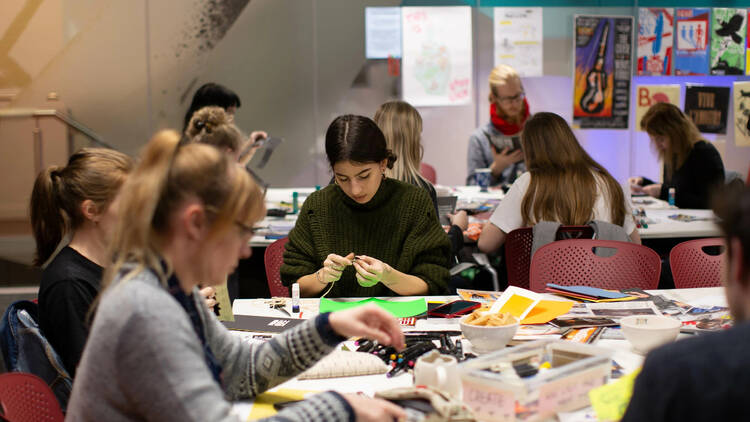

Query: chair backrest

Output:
[0, 372, 64, 422]
[420, 162, 437, 184]
[505, 226, 593, 289]
[0, 301, 71, 411]
[670, 238, 726, 288]
[264, 237, 291, 297]
[529, 239, 661, 292]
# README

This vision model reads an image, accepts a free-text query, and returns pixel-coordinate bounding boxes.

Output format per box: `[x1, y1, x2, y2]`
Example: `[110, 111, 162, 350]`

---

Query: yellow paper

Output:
[214, 282, 234, 322]
[499, 295, 535, 318]
[588, 368, 641, 422]
[248, 389, 318, 420]
[520, 300, 574, 324]
[733, 81, 750, 147]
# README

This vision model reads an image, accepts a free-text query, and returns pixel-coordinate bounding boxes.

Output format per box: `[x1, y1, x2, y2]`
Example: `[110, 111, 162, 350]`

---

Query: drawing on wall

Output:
[710, 8, 747, 75]
[635, 85, 681, 131]
[573, 15, 633, 129]
[401, 6, 472, 106]
[493, 7, 543, 77]
[638, 8, 673, 75]
[733, 81, 750, 146]
[674, 8, 711, 76]
[684, 85, 730, 134]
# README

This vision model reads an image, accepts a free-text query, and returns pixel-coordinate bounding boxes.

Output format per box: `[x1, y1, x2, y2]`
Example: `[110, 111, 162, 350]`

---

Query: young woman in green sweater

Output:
[281, 115, 451, 297]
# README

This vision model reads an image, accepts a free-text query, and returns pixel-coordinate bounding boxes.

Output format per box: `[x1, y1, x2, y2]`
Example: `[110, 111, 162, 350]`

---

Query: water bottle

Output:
[668, 188, 675, 206]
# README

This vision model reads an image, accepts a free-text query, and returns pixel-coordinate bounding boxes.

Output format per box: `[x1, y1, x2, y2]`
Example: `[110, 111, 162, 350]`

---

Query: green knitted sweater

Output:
[280, 178, 451, 297]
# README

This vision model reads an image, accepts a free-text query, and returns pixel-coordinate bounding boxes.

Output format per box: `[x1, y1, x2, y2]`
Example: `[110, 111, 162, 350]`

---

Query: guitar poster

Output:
[634, 85, 681, 131]
[674, 8, 711, 76]
[710, 8, 747, 75]
[573, 15, 633, 129]
[733, 81, 750, 146]
[684, 85, 730, 134]
[637, 8, 674, 76]
[493, 7, 543, 77]
[401, 6, 473, 106]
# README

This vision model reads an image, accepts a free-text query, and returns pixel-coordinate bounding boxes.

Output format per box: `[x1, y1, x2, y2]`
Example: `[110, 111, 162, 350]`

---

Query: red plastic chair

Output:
[0, 372, 64, 422]
[670, 238, 726, 288]
[529, 239, 661, 293]
[505, 226, 593, 289]
[420, 163, 437, 184]
[264, 237, 291, 297]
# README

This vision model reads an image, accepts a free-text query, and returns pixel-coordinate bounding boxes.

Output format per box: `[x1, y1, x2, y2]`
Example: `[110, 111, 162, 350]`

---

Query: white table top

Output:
[230, 287, 726, 420]
[636, 208, 720, 239]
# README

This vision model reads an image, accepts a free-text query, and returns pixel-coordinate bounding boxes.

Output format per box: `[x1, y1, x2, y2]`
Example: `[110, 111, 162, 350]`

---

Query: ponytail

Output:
[30, 167, 67, 266]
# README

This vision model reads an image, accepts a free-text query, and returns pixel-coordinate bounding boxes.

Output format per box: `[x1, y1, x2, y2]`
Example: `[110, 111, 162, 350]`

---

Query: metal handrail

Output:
[0, 108, 111, 149]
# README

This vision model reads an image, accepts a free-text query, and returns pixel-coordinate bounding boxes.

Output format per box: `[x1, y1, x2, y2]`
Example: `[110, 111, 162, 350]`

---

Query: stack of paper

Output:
[546, 284, 637, 302]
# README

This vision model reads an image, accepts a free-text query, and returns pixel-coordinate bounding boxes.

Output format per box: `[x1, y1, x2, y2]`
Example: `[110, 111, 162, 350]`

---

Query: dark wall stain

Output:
[175, 0, 251, 58]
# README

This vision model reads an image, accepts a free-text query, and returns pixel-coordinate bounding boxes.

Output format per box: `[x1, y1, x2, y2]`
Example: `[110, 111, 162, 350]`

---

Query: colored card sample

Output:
[494, 7, 543, 77]
[573, 15, 633, 129]
[634, 84, 681, 131]
[734, 81, 750, 146]
[675, 8, 711, 76]
[319, 297, 427, 318]
[638, 8, 674, 75]
[710, 8, 747, 75]
[402, 6, 472, 106]
[684, 85, 730, 134]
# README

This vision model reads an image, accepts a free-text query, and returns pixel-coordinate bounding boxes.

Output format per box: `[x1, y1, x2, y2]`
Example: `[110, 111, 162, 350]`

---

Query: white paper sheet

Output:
[493, 7, 543, 76]
[365, 7, 402, 59]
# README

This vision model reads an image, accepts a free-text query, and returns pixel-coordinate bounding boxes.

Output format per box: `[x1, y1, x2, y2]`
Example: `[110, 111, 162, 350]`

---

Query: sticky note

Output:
[588, 368, 641, 421]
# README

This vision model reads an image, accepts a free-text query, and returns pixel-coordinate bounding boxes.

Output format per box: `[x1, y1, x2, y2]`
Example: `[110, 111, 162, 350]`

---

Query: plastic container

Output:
[668, 188, 676, 206]
[459, 339, 612, 422]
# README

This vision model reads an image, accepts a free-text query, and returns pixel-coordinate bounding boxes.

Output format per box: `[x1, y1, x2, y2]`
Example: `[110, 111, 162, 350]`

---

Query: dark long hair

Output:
[183, 83, 241, 131]
[325, 115, 396, 168]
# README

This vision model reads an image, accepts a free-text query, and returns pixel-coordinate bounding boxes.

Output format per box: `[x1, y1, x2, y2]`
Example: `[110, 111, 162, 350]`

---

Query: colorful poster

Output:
[733, 81, 750, 146]
[573, 15, 633, 129]
[747, 9, 750, 75]
[674, 8, 711, 75]
[710, 8, 747, 75]
[401, 6, 472, 107]
[493, 7, 543, 77]
[638, 8, 674, 75]
[365, 7, 402, 59]
[684, 85, 730, 134]
[634, 85, 681, 131]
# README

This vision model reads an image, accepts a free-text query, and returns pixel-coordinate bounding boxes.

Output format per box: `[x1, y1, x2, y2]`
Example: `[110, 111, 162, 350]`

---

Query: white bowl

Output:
[459, 315, 519, 355]
[620, 315, 680, 354]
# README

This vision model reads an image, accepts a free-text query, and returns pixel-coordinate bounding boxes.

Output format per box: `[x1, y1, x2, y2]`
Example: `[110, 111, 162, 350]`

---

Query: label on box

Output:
[462, 379, 515, 422]
[538, 367, 608, 415]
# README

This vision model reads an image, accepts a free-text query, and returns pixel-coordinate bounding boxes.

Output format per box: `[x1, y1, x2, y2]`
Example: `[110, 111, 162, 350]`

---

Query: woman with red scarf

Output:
[467, 64, 530, 186]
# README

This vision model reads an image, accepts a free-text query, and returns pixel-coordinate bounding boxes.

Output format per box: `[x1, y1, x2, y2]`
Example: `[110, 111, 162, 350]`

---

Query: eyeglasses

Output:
[497, 91, 526, 105]
[204, 205, 256, 237]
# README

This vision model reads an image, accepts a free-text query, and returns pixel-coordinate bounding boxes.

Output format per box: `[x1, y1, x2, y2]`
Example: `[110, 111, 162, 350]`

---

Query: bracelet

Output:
[316, 269, 327, 285]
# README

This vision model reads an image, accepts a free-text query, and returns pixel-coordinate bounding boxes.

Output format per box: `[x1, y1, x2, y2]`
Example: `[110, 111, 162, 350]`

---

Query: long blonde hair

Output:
[521, 112, 626, 227]
[640, 102, 702, 180]
[102, 130, 265, 289]
[29, 148, 133, 266]
[373, 101, 428, 186]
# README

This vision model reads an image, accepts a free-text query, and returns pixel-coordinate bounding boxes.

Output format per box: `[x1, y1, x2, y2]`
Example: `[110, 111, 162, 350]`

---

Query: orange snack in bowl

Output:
[464, 310, 517, 326]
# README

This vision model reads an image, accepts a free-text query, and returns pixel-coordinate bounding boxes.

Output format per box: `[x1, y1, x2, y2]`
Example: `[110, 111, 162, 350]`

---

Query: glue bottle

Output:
[292, 191, 299, 214]
[291, 283, 300, 314]
[668, 188, 676, 206]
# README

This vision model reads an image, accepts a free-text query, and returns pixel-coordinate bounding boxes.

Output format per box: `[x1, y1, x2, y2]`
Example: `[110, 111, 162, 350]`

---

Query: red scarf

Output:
[490, 99, 530, 135]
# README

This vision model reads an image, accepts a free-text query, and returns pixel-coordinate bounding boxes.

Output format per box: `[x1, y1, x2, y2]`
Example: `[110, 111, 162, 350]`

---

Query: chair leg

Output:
[472, 253, 500, 291]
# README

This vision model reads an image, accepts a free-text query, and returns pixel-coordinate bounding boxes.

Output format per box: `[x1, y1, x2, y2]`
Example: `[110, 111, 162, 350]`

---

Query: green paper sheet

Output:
[319, 297, 427, 318]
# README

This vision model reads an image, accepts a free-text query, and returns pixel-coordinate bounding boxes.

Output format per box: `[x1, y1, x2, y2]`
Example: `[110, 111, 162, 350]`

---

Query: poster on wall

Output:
[637, 8, 673, 75]
[401, 6, 472, 107]
[634, 85, 681, 131]
[710, 8, 747, 75]
[493, 7, 543, 77]
[674, 8, 711, 76]
[747, 10, 750, 75]
[733, 81, 750, 146]
[573, 15, 633, 129]
[684, 85, 730, 134]
[365, 7, 402, 59]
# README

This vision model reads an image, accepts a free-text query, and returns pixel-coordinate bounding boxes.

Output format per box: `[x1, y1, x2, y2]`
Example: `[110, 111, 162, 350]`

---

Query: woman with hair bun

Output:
[281, 114, 451, 298]
[31, 148, 133, 376]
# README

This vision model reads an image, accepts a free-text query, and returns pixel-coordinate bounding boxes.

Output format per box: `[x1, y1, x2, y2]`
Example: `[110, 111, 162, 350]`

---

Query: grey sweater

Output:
[466, 123, 526, 186]
[66, 267, 353, 422]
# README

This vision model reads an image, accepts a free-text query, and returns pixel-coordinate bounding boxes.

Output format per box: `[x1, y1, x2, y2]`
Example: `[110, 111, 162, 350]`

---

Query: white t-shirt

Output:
[489, 172, 636, 235]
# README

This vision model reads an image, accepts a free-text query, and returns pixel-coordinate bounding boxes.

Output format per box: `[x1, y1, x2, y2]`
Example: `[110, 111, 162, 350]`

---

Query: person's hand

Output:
[628, 176, 643, 187]
[448, 210, 469, 231]
[352, 255, 391, 287]
[249, 130, 268, 144]
[642, 183, 662, 198]
[490, 146, 524, 175]
[236, 130, 269, 166]
[199, 286, 217, 310]
[329, 304, 405, 350]
[342, 393, 406, 422]
[317, 253, 355, 284]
